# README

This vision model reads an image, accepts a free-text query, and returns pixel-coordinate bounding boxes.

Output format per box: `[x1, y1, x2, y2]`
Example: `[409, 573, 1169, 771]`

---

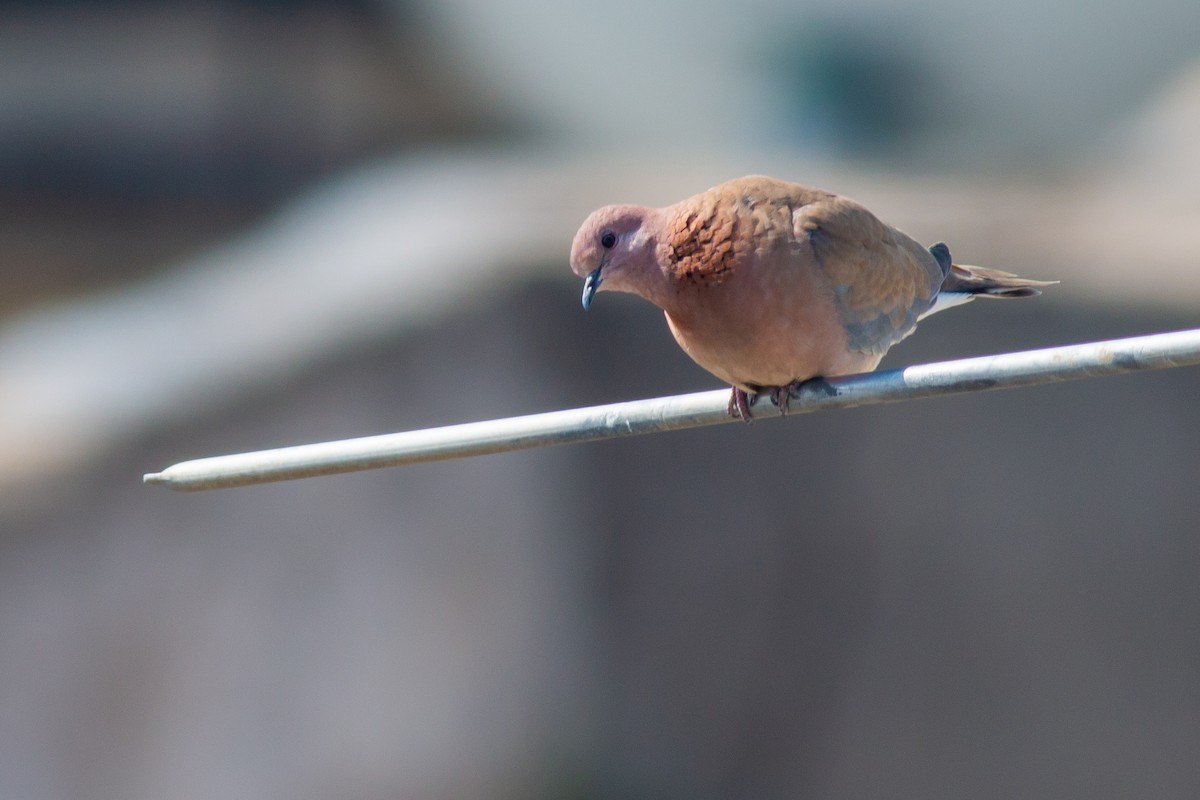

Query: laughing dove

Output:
[570, 175, 1054, 419]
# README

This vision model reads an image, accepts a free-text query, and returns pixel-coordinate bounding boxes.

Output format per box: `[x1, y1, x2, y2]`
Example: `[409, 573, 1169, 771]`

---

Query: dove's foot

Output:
[768, 376, 839, 415]
[728, 387, 755, 423]
[768, 385, 792, 414]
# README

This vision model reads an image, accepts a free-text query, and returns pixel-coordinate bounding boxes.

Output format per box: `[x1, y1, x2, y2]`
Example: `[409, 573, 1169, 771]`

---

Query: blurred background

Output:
[2, 1, 1199, 798]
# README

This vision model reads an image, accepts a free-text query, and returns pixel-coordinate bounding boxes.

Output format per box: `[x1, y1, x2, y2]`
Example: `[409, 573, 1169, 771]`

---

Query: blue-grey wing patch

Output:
[836, 287, 934, 355]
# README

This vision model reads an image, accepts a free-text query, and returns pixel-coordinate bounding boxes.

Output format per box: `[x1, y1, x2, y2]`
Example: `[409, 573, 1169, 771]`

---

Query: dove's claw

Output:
[768, 385, 792, 414]
[728, 387, 755, 423]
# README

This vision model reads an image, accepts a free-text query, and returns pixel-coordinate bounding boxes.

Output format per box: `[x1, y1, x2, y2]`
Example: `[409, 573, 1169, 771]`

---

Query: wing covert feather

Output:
[793, 196, 945, 354]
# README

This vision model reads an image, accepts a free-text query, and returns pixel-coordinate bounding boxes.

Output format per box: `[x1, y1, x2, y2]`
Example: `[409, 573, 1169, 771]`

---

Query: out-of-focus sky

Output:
[4, 0, 1199, 203]
[413, 0, 1200, 162]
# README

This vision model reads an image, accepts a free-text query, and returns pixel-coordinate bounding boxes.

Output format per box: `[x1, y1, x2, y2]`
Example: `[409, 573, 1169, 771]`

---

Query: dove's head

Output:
[570, 204, 662, 310]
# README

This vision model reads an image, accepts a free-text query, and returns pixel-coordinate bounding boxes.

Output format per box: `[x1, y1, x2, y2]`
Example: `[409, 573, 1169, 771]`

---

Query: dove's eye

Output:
[600, 230, 617, 249]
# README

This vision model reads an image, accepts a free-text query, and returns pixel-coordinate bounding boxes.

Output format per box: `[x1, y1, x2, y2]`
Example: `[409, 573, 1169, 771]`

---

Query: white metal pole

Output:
[144, 327, 1200, 491]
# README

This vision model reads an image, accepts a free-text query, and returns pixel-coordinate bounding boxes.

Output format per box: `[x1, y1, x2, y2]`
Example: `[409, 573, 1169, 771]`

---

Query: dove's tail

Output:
[940, 263, 1057, 298]
[921, 242, 1057, 319]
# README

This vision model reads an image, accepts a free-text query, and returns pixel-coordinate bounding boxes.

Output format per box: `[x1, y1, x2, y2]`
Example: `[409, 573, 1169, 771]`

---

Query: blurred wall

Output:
[4, 281, 1200, 799]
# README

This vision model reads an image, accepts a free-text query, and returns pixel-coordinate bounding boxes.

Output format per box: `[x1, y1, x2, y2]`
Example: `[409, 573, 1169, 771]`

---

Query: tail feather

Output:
[918, 242, 1056, 322]
[928, 241, 1055, 298]
[941, 263, 1058, 298]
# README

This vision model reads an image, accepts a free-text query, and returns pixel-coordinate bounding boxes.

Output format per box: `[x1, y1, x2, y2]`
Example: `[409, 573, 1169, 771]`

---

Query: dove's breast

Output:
[656, 196, 880, 391]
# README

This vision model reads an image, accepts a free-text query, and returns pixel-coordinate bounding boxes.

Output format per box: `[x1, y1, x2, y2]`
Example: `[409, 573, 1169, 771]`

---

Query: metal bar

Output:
[144, 327, 1200, 491]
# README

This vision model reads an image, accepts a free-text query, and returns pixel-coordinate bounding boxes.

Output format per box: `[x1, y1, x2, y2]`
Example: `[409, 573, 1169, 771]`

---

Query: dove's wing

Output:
[792, 195, 946, 356]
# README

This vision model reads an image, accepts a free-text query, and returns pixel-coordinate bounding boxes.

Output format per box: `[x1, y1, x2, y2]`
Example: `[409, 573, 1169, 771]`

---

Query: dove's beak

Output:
[581, 266, 604, 310]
